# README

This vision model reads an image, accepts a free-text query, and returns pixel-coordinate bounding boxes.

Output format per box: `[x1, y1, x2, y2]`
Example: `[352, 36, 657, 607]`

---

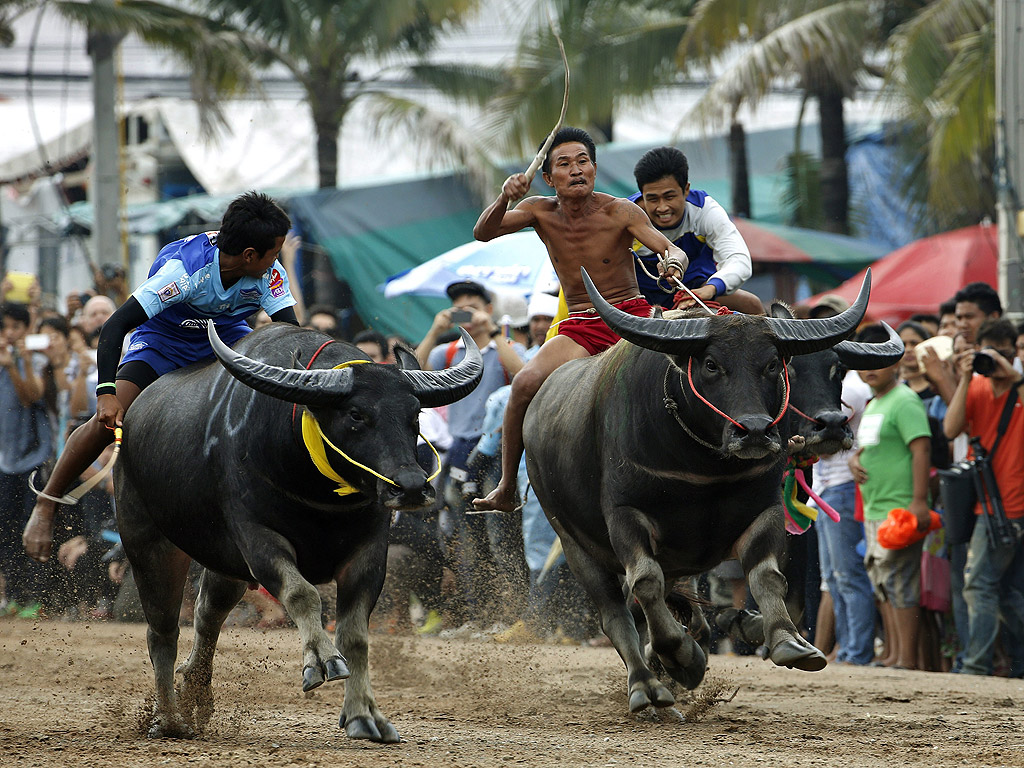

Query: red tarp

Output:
[808, 224, 998, 325]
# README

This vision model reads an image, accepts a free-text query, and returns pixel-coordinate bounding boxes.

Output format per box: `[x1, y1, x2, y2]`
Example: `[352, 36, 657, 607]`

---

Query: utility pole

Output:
[88, 0, 121, 273]
[996, 0, 1024, 317]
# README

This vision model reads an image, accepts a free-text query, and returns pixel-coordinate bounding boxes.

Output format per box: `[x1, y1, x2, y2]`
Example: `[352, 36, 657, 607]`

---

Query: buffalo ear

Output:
[393, 344, 420, 371]
[769, 301, 794, 320]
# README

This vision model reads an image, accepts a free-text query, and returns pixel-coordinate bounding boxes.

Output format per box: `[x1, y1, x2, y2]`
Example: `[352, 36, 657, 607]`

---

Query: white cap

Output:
[490, 292, 529, 327]
[527, 292, 560, 321]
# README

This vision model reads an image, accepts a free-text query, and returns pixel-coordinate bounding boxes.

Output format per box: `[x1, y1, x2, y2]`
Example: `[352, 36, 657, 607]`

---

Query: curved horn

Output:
[401, 328, 484, 408]
[835, 321, 905, 370]
[581, 267, 712, 356]
[763, 270, 872, 357]
[207, 321, 355, 406]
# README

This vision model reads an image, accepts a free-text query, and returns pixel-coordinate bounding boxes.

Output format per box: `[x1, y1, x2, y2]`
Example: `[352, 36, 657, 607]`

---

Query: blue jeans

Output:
[815, 482, 876, 664]
[962, 517, 1024, 676]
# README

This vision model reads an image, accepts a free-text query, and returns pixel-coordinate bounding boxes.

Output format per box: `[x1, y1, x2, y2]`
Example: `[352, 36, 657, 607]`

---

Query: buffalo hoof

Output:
[715, 608, 765, 646]
[302, 665, 325, 692]
[324, 656, 350, 682]
[302, 655, 350, 692]
[647, 639, 707, 690]
[147, 713, 196, 739]
[340, 712, 401, 743]
[627, 675, 675, 713]
[769, 638, 827, 671]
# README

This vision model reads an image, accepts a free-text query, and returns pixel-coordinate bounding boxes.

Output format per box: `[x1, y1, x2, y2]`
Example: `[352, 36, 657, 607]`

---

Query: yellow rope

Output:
[298, 359, 442, 496]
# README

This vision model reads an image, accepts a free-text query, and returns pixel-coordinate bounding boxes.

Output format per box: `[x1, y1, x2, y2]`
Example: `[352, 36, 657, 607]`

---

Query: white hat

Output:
[527, 292, 560, 321]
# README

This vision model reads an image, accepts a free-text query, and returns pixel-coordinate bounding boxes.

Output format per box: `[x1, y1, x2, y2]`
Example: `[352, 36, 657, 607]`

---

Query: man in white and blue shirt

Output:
[24, 191, 297, 564]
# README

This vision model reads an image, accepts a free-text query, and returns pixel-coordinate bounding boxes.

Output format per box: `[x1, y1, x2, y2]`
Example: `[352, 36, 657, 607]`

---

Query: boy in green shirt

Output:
[849, 324, 932, 669]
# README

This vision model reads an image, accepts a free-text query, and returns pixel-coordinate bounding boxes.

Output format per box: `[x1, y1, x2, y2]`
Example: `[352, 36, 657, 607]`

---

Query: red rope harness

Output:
[291, 340, 336, 424]
[787, 402, 853, 426]
[685, 356, 790, 430]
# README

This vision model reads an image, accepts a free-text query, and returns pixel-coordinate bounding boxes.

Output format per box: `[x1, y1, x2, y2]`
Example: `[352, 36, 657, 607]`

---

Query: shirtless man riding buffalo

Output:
[473, 127, 689, 513]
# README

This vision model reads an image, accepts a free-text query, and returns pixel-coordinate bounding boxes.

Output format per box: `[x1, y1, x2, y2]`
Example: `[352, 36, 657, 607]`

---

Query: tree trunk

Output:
[314, 114, 340, 190]
[817, 88, 848, 235]
[728, 121, 751, 219]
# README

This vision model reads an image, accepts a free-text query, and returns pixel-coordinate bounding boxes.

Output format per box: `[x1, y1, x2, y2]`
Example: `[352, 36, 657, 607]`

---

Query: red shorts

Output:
[556, 296, 655, 355]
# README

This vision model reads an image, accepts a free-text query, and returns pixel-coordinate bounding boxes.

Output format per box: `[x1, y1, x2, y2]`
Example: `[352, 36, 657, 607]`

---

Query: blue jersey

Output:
[120, 231, 295, 375]
[629, 189, 752, 308]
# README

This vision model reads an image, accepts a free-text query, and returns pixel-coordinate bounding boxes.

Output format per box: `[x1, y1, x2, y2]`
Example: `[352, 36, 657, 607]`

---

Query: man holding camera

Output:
[944, 318, 1024, 676]
[415, 280, 527, 625]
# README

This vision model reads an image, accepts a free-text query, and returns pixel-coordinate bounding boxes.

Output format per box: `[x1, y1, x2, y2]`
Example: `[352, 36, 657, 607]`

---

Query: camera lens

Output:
[973, 352, 996, 376]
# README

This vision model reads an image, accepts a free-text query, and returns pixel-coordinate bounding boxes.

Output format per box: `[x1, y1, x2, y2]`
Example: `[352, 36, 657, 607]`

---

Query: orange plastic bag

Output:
[877, 507, 942, 550]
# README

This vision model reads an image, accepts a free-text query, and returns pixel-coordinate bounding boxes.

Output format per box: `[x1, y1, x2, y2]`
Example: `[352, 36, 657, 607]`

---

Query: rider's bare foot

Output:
[23, 501, 56, 563]
[473, 481, 518, 513]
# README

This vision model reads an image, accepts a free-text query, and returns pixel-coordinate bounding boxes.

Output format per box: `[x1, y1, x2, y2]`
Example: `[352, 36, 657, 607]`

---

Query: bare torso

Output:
[529, 192, 642, 312]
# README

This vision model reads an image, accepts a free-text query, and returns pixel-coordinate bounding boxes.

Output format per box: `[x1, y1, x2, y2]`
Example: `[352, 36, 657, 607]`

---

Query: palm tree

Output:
[196, 0, 482, 189]
[678, 1, 924, 235]
[881, 0, 994, 230]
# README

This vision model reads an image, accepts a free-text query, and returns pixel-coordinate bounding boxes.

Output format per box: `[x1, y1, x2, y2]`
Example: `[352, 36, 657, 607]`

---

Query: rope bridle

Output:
[291, 341, 440, 497]
[662, 357, 790, 450]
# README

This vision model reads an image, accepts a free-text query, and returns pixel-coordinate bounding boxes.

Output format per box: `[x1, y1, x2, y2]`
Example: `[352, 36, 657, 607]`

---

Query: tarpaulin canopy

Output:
[808, 224, 998, 325]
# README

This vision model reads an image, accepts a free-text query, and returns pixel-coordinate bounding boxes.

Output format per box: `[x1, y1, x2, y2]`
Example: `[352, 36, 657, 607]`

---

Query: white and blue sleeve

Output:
[259, 260, 297, 316]
[132, 259, 192, 319]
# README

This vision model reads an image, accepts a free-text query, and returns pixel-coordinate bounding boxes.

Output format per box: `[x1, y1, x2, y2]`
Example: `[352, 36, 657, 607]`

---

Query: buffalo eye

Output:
[704, 358, 718, 373]
[348, 409, 365, 424]
[766, 359, 779, 375]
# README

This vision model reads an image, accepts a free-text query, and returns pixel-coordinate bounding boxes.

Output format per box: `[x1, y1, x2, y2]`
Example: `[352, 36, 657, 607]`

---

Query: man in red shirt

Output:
[944, 318, 1024, 676]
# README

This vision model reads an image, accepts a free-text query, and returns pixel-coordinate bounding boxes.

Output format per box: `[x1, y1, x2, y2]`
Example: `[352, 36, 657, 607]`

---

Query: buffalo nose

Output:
[814, 411, 848, 431]
[736, 415, 773, 441]
[383, 466, 433, 506]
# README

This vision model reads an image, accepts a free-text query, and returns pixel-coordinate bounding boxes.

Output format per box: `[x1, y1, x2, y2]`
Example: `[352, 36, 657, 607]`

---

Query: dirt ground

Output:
[2, 619, 1023, 768]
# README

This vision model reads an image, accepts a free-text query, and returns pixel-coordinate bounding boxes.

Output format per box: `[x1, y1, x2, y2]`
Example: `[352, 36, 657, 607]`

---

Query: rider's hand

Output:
[502, 173, 531, 201]
[675, 284, 717, 310]
[96, 393, 125, 429]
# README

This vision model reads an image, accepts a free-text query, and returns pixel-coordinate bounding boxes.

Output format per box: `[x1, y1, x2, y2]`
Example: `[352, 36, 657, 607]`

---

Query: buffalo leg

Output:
[243, 532, 350, 693]
[610, 507, 707, 690]
[176, 569, 247, 731]
[334, 530, 399, 743]
[121, 521, 194, 738]
[557, 530, 674, 713]
[735, 506, 826, 671]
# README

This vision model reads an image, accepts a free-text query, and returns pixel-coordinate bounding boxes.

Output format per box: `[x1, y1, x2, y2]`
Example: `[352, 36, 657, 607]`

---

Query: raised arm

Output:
[474, 174, 539, 241]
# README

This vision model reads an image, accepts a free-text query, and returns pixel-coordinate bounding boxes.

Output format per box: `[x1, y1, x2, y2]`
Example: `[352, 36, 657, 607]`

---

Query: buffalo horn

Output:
[763, 270, 873, 357]
[835, 321, 905, 370]
[208, 321, 356, 406]
[400, 328, 484, 408]
[580, 267, 712, 356]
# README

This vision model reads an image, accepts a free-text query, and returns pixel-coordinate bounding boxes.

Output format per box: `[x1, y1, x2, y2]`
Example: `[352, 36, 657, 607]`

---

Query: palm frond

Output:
[409, 62, 510, 107]
[679, 1, 871, 133]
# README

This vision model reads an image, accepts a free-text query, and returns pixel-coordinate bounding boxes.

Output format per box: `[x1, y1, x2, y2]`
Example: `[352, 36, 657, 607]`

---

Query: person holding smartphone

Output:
[0, 302, 53, 617]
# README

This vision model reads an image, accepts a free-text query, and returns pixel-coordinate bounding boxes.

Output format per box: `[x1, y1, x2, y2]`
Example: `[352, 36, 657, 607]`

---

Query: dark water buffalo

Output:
[696, 303, 903, 644]
[114, 322, 481, 742]
[713, 306, 904, 642]
[525, 269, 890, 713]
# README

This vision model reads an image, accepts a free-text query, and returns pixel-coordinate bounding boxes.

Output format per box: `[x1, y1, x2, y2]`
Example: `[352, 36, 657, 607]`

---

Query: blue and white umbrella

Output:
[382, 231, 557, 299]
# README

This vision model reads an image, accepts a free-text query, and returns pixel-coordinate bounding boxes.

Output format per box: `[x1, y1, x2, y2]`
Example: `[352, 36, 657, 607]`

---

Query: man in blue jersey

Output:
[23, 191, 297, 563]
[631, 146, 764, 314]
